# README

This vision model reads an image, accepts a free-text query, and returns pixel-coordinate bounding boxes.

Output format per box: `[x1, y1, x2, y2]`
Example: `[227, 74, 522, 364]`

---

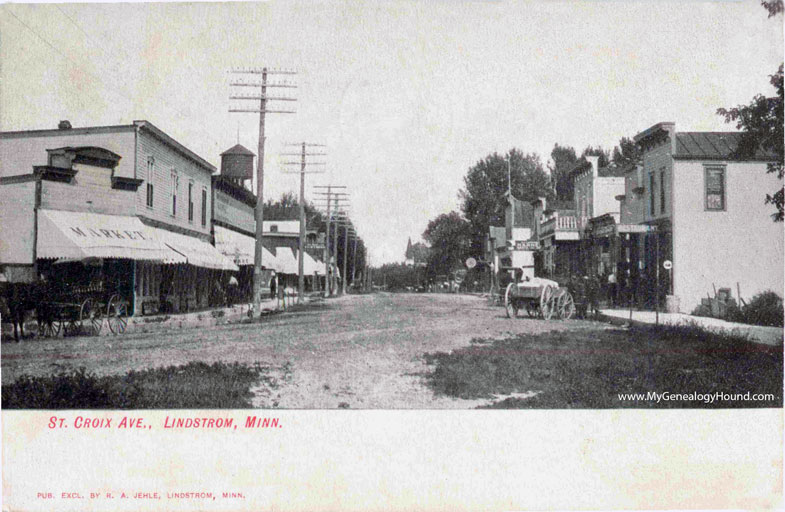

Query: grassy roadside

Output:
[423, 324, 783, 408]
[2, 361, 269, 409]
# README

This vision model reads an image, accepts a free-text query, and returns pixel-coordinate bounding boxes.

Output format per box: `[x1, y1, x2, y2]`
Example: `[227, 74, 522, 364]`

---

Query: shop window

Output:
[188, 182, 194, 222]
[201, 188, 207, 226]
[705, 165, 726, 211]
[146, 157, 154, 208]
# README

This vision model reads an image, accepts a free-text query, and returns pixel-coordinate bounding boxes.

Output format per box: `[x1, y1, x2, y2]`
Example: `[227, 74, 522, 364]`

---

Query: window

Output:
[188, 182, 194, 222]
[705, 165, 726, 211]
[270, 224, 278, 233]
[146, 158, 154, 208]
[201, 188, 207, 226]
[649, 172, 656, 216]
[659, 168, 666, 214]
[170, 172, 178, 216]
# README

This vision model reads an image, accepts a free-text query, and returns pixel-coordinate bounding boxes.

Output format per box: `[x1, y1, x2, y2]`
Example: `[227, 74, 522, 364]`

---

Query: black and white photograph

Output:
[1, 0, 783, 510]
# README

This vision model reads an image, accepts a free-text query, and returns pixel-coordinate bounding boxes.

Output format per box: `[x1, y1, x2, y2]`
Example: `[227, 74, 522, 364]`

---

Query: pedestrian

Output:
[607, 270, 617, 307]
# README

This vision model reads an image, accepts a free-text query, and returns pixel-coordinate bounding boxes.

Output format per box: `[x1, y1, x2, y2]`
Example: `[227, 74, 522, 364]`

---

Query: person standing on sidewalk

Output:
[607, 270, 617, 308]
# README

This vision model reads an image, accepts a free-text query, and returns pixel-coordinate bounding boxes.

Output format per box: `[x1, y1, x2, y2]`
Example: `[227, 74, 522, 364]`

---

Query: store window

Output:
[705, 165, 726, 211]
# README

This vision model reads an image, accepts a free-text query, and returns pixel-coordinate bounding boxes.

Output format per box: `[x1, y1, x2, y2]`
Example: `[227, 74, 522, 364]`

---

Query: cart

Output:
[36, 264, 130, 338]
[503, 276, 575, 320]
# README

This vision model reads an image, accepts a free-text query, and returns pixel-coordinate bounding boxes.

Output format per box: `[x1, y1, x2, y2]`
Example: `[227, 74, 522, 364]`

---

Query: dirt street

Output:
[1, 293, 603, 408]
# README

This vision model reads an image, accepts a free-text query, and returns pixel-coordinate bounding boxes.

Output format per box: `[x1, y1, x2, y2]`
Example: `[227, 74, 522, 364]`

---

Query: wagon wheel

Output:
[80, 298, 102, 336]
[540, 285, 555, 321]
[107, 294, 129, 335]
[64, 305, 81, 337]
[504, 283, 519, 318]
[557, 291, 576, 320]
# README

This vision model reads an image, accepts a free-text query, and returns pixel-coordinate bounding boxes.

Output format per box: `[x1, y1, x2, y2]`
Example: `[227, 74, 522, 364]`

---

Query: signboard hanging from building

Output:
[514, 240, 539, 251]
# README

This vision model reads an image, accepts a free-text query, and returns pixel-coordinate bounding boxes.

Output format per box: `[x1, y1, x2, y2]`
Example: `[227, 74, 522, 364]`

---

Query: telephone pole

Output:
[229, 67, 297, 316]
[313, 187, 349, 296]
[281, 142, 326, 302]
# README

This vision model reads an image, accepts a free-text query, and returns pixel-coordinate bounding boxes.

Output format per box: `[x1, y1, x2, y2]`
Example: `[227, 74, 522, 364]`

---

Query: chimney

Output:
[58, 120, 72, 130]
[586, 155, 600, 179]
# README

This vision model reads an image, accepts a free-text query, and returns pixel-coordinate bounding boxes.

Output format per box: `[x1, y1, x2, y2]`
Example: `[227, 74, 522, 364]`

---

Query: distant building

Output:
[404, 238, 429, 266]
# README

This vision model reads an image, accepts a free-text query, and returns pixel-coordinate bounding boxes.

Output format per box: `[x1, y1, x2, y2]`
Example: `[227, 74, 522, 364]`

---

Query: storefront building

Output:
[0, 121, 237, 316]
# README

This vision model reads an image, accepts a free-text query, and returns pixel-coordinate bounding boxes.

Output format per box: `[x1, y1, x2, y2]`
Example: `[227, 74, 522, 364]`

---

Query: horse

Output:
[0, 281, 45, 342]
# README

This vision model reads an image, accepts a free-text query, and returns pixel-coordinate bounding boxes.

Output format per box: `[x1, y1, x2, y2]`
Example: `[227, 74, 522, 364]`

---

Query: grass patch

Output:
[2, 361, 267, 409]
[423, 323, 782, 409]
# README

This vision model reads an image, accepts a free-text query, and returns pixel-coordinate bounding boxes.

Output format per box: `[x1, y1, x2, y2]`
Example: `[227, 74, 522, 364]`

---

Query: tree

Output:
[580, 146, 611, 168]
[548, 143, 578, 201]
[422, 211, 472, 278]
[460, 149, 552, 256]
[762, 0, 783, 17]
[263, 191, 326, 230]
[717, 65, 783, 220]
[611, 136, 641, 169]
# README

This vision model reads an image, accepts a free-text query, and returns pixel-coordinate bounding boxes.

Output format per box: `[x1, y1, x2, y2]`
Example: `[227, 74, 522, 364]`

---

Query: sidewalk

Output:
[600, 308, 784, 346]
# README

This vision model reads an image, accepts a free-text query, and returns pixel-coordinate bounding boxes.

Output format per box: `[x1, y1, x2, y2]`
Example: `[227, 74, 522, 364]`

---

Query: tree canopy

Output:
[422, 211, 472, 277]
[549, 143, 579, 201]
[459, 149, 552, 256]
[717, 8, 783, 221]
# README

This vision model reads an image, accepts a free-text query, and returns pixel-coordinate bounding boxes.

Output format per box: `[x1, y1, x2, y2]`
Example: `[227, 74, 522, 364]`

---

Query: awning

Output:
[156, 228, 239, 271]
[36, 209, 180, 262]
[273, 247, 299, 274]
[301, 250, 323, 276]
[213, 226, 277, 268]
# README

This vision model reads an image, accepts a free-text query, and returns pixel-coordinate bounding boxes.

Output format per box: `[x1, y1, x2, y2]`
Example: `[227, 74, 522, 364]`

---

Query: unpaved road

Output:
[2, 293, 604, 408]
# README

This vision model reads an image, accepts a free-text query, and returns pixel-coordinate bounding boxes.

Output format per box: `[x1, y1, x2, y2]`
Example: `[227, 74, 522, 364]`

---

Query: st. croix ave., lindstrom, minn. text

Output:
[47, 416, 281, 429]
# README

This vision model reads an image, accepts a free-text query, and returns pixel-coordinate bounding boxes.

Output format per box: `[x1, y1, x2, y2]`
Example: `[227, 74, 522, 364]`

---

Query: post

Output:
[342, 223, 349, 295]
[252, 69, 268, 316]
[297, 142, 306, 303]
[655, 232, 660, 325]
[332, 218, 339, 293]
[324, 186, 331, 297]
[351, 235, 358, 287]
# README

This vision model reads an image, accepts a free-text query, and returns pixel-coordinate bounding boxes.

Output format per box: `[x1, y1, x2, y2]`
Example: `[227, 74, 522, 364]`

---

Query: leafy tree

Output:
[548, 143, 578, 201]
[717, 63, 783, 220]
[611, 136, 641, 169]
[422, 211, 472, 278]
[762, 0, 783, 17]
[580, 146, 611, 168]
[460, 149, 552, 256]
[263, 191, 326, 230]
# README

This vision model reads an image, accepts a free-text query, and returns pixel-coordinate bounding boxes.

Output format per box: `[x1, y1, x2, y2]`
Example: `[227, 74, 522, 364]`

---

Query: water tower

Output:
[220, 144, 255, 189]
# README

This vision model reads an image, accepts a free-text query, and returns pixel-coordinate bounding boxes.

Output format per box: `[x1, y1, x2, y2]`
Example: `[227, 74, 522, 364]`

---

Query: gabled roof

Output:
[221, 144, 255, 157]
[674, 132, 778, 161]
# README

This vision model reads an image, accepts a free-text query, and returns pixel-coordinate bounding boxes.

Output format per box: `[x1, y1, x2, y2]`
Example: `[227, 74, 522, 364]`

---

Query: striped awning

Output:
[36, 209, 180, 262]
[213, 226, 277, 269]
[157, 228, 239, 271]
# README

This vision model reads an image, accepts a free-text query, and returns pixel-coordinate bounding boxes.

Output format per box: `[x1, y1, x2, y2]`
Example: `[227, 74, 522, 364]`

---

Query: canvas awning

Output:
[36, 209, 180, 262]
[156, 228, 239, 271]
[273, 247, 299, 274]
[213, 226, 277, 268]
[301, 250, 323, 276]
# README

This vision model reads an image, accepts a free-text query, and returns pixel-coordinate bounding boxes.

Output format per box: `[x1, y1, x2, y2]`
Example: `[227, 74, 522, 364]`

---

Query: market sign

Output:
[514, 240, 539, 251]
[617, 224, 657, 233]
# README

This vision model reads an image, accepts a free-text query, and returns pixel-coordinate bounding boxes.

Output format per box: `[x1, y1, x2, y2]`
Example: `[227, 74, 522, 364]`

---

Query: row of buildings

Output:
[0, 120, 330, 316]
[488, 122, 783, 314]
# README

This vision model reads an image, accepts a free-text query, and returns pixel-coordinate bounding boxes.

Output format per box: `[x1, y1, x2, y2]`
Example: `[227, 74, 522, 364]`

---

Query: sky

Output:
[1, 0, 782, 264]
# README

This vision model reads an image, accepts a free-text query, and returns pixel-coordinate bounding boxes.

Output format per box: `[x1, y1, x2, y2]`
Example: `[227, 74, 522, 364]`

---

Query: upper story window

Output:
[649, 172, 656, 216]
[188, 181, 194, 222]
[201, 188, 207, 227]
[270, 224, 278, 233]
[705, 165, 726, 211]
[170, 172, 179, 216]
[146, 157, 154, 208]
[659, 167, 666, 215]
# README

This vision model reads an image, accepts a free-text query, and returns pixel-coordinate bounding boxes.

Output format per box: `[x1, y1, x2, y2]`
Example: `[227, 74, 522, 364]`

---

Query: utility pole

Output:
[281, 142, 326, 302]
[313, 188, 348, 296]
[229, 67, 296, 316]
[351, 234, 359, 286]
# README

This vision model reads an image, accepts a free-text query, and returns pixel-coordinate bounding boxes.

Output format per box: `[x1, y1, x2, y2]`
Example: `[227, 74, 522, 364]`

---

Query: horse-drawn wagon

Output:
[503, 275, 576, 320]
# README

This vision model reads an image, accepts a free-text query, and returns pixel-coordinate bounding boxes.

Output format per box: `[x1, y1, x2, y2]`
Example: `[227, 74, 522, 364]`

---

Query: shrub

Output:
[741, 290, 784, 327]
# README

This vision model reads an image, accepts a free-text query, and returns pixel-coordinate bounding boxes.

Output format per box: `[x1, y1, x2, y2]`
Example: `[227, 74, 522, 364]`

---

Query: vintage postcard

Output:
[1, 1, 783, 510]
